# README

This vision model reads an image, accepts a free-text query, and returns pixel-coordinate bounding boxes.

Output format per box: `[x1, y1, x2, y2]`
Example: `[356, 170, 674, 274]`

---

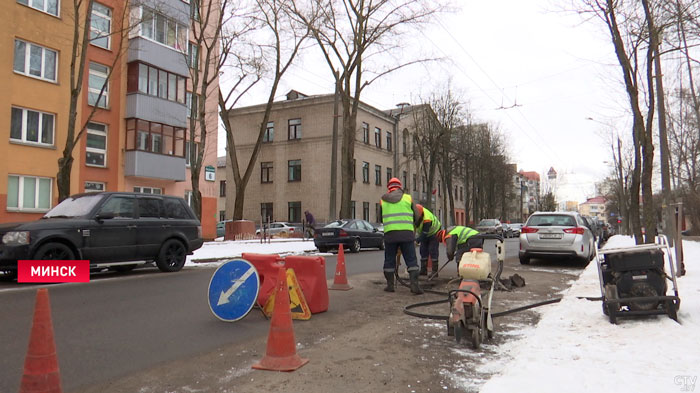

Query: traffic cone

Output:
[20, 288, 62, 393]
[252, 267, 309, 372]
[330, 244, 352, 290]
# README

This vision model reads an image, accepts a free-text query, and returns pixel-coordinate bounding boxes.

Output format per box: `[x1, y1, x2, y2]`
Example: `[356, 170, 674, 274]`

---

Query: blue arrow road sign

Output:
[208, 259, 260, 322]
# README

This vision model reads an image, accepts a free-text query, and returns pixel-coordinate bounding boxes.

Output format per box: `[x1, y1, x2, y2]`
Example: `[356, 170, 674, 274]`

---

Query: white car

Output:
[255, 222, 298, 237]
[519, 212, 595, 265]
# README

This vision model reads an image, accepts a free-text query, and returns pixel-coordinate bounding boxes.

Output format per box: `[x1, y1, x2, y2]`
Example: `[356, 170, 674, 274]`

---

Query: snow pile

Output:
[184, 238, 322, 267]
[480, 236, 699, 393]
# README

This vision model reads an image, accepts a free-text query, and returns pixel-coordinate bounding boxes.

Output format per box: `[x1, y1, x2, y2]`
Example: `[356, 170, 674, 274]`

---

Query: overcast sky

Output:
[221, 0, 628, 203]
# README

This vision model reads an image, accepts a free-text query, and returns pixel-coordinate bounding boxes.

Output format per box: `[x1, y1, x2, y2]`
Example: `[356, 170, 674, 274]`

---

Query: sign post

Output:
[208, 259, 260, 322]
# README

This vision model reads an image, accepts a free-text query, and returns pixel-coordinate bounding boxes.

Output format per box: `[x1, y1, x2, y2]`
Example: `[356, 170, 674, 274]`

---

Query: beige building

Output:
[224, 91, 466, 227]
[579, 196, 607, 223]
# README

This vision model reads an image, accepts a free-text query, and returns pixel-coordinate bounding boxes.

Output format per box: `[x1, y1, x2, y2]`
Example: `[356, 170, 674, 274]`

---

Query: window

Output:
[138, 197, 161, 218]
[98, 196, 134, 218]
[184, 140, 197, 165]
[219, 210, 226, 222]
[386, 131, 392, 152]
[288, 118, 301, 140]
[403, 171, 407, 189]
[288, 201, 301, 223]
[219, 180, 226, 197]
[86, 122, 107, 167]
[7, 175, 52, 211]
[190, 0, 200, 21]
[133, 186, 161, 194]
[386, 168, 392, 185]
[184, 190, 193, 208]
[264, 122, 274, 143]
[374, 127, 381, 148]
[139, 7, 187, 52]
[375, 203, 381, 223]
[90, 3, 112, 49]
[10, 107, 54, 146]
[412, 174, 417, 191]
[126, 119, 185, 157]
[261, 162, 273, 183]
[352, 159, 356, 182]
[186, 92, 199, 118]
[351, 201, 356, 219]
[362, 162, 369, 184]
[187, 42, 199, 69]
[17, 0, 59, 16]
[460, 186, 464, 201]
[13, 39, 57, 82]
[438, 181, 441, 197]
[288, 160, 301, 181]
[363, 202, 369, 221]
[362, 122, 369, 144]
[85, 181, 105, 192]
[88, 62, 109, 108]
[261, 203, 273, 223]
[402, 129, 409, 156]
[375, 165, 381, 186]
[129, 63, 186, 104]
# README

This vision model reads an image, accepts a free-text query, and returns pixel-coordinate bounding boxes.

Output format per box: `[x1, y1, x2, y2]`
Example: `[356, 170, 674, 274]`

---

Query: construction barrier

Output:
[241, 253, 283, 308]
[284, 255, 329, 314]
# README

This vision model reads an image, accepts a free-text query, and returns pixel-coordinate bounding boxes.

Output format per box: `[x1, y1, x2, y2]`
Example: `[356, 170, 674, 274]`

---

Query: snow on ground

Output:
[184, 238, 325, 268]
[479, 236, 700, 393]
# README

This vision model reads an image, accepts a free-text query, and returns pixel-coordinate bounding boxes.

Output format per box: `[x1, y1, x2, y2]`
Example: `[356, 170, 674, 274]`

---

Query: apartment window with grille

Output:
[7, 175, 52, 211]
[375, 165, 381, 186]
[134, 186, 162, 194]
[86, 122, 107, 167]
[362, 122, 369, 144]
[13, 39, 57, 82]
[85, 181, 105, 193]
[288, 160, 301, 182]
[17, 0, 59, 16]
[261, 203, 273, 223]
[362, 162, 369, 184]
[263, 122, 274, 142]
[90, 3, 112, 49]
[219, 180, 226, 197]
[261, 162, 273, 183]
[386, 131, 392, 152]
[10, 107, 54, 146]
[386, 168, 392, 185]
[88, 62, 109, 108]
[363, 202, 369, 221]
[288, 118, 301, 140]
[374, 127, 381, 148]
[288, 201, 301, 223]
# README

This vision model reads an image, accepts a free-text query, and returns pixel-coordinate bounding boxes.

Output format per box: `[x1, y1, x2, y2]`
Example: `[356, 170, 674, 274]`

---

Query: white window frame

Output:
[88, 62, 110, 108]
[17, 0, 59, 17]
[84, 181, 105, 192]
[138, 6, 188, 52]
[134, 186, 162, 194]
[184, 190, 193, 207]
[7, 175, 52, 212]
[90, 2, 112, 49]
[188, 42, 199, 69]
[86, 122, 107, 167]
[10, 106, 55, 146]
[13, 39, 57, 82]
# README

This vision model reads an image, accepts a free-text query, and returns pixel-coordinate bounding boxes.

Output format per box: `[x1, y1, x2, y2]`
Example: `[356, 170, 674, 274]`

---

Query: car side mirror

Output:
[95, 212, 115, 221]
[373, 227, 378, 232]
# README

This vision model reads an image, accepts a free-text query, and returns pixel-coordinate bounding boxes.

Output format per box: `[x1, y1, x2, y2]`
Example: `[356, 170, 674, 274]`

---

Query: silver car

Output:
[519, 212, 595, 264]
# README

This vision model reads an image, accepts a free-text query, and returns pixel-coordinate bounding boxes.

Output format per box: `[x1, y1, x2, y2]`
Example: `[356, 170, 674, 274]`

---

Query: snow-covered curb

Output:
[185, 238, 327, 267]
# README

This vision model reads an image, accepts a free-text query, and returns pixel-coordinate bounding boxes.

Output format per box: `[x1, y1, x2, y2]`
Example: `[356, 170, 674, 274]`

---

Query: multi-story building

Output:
[224, 91, 466, 227]
[519, 170, 541, 217]
[3, 0, 218, 238]
[579, 196, 607, 223]
[216, 155, 226, 222]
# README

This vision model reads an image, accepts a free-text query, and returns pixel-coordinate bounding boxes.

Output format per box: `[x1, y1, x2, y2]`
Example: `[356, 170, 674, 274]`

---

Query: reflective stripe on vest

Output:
[382, 194, 414, 232]
[422, 208, 441, 237]
[448, 226, 479, 244]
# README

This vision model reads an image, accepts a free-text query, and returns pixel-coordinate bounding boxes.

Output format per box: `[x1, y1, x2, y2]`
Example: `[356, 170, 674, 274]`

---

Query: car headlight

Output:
[3, 231, 30, 245]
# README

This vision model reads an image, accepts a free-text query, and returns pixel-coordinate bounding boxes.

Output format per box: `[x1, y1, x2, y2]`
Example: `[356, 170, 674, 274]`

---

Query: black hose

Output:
[403, 295, 566, 320]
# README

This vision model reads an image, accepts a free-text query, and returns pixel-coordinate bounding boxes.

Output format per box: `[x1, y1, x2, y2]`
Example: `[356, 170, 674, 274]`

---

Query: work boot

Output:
[419, 259, 428, 276]
[383, 271, 395, 292]
[431, 264, 439, 278]
[409, 270, 424, 295]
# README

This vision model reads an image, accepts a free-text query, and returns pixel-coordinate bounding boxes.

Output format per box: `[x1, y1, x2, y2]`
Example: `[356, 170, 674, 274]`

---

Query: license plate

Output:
[540, 233, 562, 239]
[322, 232, 334, 237]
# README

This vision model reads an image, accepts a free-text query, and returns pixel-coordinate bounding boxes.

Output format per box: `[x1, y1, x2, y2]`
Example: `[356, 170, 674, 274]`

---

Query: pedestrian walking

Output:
[437, 225, 481, 267]
[380, 177, 423, 294]
[304, 210, 316, 239]
[415, 204, 441, 277]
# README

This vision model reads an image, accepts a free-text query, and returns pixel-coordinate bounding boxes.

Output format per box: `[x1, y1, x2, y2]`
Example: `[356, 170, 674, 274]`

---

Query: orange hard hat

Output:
[436, 229, 447, 243]
[387, 177, 402, 191]
[415, 204, 424, 216]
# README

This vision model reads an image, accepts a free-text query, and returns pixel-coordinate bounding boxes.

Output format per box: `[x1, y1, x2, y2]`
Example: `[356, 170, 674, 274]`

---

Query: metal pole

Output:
[675, 203, 685, 276]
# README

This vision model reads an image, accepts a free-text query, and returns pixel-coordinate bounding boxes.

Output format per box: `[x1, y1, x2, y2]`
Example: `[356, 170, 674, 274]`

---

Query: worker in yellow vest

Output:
[415, 204, 441, 277]
[380, 177, 423, 294]
[437, 225, 482, 266]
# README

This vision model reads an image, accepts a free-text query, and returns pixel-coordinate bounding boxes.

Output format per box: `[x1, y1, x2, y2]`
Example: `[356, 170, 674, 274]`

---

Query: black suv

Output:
[0, 192, 203, 277]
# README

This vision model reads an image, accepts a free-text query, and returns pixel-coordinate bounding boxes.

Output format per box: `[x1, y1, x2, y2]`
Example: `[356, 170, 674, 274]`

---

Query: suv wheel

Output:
[156, 239, 187, 272]
[34, 242, 75, 260]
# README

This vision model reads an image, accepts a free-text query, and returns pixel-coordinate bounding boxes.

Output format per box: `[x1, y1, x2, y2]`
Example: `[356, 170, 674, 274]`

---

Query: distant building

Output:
[579, 196, 607, 223]
[564, 201, 579, 212]
[519, 170, 541, 219]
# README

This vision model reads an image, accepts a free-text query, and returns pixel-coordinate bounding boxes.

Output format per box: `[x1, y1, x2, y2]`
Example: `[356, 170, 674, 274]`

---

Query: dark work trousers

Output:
[454, 237, 484, 266]
[383, 241, 419, 273]
[419, 235, 440, 264]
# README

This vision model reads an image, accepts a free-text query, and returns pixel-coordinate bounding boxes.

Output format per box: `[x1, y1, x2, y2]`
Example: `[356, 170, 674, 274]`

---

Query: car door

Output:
[135, 196, 167, 258]
[360, 220, 383, 247]
[83, 195, 137, 262]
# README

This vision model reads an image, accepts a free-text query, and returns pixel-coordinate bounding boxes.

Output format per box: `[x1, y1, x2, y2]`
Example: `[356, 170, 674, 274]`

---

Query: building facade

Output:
[579, 196, 607, 223]
[224, 91, 466, 227]
[3, 0, 218, 238]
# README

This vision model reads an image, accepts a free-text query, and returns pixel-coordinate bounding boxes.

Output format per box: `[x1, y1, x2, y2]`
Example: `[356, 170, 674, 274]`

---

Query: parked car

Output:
[314, 219, 384, 253]
[255, 222, 299, 237]
[0, 192, 203, 278]
[502, 223, 514, 238]
[475, 219, 503, 236]
[216, 220, 232, 238]
[510, 223, 523, 237]
[519, 211, 595, 265]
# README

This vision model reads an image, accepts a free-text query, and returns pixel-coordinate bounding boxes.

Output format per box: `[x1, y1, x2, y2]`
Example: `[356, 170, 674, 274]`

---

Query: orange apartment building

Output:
[3, 0, 219, 238]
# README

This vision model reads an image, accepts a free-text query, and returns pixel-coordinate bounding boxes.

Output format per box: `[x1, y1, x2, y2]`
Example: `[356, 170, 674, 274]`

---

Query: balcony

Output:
[126, 94, 187, 128]
[127, 37, 189, 76]
[124, 150, 186, 181]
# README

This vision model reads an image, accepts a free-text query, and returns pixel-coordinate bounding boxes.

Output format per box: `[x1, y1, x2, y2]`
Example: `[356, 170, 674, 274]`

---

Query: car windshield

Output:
[478, 219, 497, 226]
[43, 194, 105, 218]
[324, 220, 349, 228]
[528, 215, 576, 227]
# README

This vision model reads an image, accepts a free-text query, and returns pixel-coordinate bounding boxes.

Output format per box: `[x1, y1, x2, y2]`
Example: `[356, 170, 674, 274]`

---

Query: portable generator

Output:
[596, 235, 680, 324]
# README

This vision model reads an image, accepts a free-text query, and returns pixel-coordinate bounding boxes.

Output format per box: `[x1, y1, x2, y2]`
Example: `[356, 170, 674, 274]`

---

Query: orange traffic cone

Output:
[20, 288, 62, 393]
[252, 267, 309, 372]
[330, 244, 352, 290]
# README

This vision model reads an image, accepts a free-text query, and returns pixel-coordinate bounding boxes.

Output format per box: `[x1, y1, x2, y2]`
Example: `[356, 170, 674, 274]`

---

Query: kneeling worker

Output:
[437, 225, 482, 266]
[415, 204, 441, 277]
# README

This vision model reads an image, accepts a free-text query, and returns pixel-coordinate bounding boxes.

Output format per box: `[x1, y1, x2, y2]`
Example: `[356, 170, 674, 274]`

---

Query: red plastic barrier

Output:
[242, 253, 283, 308]
[283, 255, 329, 314]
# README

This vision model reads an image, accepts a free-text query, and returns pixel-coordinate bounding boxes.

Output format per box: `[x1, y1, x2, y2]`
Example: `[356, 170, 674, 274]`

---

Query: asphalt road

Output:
[0, 239, 521, 392]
